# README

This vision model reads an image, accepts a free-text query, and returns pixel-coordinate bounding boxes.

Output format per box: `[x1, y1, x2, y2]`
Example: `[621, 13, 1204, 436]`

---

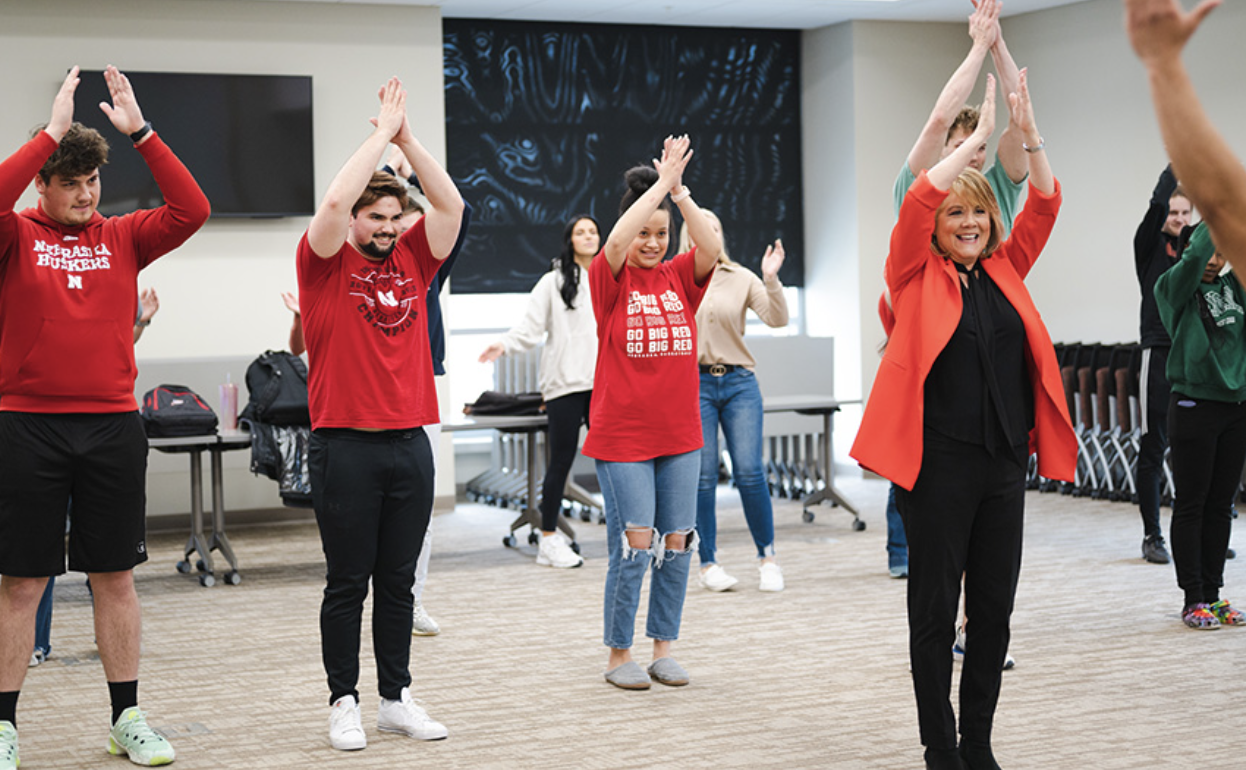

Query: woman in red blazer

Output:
[851, 73, 1075, 770]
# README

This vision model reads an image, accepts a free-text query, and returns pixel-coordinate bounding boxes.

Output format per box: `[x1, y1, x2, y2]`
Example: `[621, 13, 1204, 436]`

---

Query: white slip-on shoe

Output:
[698, 564, 738, 592]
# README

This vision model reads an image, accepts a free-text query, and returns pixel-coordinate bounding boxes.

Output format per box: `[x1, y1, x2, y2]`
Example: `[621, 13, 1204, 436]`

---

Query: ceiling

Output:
[264, 0, 1092, 29]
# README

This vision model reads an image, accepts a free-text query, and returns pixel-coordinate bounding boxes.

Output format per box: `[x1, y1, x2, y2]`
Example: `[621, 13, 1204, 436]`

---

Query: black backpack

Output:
[240, 350, 311, 426]
[463, 390, 545, 416]
[141, 384, 219, 437]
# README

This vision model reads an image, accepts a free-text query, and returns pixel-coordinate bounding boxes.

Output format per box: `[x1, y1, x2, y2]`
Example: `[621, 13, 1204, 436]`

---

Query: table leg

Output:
[208, 446, 240, 584]
[799, 412, 862, 528]
[176, 449, 216, 585]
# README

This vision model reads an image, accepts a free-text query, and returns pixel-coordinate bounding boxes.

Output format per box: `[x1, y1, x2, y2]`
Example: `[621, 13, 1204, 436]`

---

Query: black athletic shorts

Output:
[0, 411, 149, 576]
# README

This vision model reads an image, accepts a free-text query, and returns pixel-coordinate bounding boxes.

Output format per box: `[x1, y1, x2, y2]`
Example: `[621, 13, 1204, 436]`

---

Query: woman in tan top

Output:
[680, 210, 790, 592]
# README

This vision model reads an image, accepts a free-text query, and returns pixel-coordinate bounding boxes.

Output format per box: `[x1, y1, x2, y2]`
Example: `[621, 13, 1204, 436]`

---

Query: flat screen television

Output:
[72, 71, 314, 218]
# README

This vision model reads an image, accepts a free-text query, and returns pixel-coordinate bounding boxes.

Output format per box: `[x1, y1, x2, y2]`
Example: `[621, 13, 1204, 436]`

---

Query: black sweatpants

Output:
[540, 390, 591, 532]
[309, 427, 433, 704]
[1138, 346, 1172, 539]
[1167, 394, 1246, 607]
[895, 430, 1026, 751]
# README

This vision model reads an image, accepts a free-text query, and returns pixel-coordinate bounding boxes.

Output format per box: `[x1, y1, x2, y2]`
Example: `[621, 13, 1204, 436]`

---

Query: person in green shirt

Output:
[1154, 221, 1246, 630]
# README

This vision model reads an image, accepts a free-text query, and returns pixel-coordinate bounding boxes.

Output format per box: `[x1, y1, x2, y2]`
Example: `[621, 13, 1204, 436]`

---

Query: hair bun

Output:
[624, 165, 659, 194]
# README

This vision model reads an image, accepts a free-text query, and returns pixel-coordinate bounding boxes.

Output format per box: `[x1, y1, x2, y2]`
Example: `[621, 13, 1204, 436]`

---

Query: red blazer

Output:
[851, 172, 1076, 491]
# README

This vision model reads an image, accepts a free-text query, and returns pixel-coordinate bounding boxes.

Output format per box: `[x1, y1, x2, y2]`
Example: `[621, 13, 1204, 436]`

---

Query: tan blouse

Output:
[695, 262, 789, 369]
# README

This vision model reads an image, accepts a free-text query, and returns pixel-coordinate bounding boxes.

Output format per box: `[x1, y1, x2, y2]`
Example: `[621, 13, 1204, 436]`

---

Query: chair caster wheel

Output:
[570, 541, 581, 555]
[503, 534, 517, 548]
[527, 531, 540, 546]
[852, 519, 867, 532]
[223, 571, 241, 586]
[199, 574, 215, 587]
[196, 559, 207, 573]
[176, 561, 191, 574]
[580, 507, 592, 522]
[802, 510, 815, 523]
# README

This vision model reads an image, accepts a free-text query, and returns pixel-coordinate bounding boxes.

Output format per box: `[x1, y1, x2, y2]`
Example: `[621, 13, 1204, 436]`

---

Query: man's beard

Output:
[359, 239, 395, 260]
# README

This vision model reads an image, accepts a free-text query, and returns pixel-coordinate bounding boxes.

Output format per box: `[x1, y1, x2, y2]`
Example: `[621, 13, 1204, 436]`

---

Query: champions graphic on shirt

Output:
[348, 267, 420, 337]
[623, 288, 695, 358]
[1205, 284, 1245, 328]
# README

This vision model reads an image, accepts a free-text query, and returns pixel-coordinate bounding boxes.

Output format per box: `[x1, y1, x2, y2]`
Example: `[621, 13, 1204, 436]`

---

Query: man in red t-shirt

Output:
[0, 67, 209, 768]
[296, 78, 467, 753]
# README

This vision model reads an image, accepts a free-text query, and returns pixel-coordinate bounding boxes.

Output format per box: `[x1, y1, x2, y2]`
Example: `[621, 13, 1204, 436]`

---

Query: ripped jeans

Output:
[596, 450, 699, 649]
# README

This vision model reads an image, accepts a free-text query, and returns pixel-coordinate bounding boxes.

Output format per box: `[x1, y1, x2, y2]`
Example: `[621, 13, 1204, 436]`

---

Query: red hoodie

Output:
[0, 130, 210, 413]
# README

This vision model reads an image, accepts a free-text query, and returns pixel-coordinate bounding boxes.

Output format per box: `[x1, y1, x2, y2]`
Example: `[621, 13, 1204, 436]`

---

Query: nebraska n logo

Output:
[67, 275, 83, 290]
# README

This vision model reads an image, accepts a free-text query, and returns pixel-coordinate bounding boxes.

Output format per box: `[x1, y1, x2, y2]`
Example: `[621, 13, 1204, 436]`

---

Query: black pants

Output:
[895, 431, 1026, 751]
[1138, 346, 1172, 539]
[540, 390, 592, 532]
[309, 427, 433, 704]
[1167, 394, 1246, 607]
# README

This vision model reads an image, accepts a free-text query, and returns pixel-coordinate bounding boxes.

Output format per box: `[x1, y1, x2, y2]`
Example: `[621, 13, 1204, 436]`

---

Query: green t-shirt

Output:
[892, 154, 1026, 235]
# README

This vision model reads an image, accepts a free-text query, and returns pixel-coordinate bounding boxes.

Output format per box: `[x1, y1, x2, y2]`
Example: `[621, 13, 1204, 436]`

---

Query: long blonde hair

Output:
[677, 208, 736, 266]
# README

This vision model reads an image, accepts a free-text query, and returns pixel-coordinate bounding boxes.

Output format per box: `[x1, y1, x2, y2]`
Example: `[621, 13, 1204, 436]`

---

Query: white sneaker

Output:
[758, 561, 785, 592]
[0, 720, 18, 770]
[28, 649, 46, 668]
[536, 532, 584, 569]
[329, 694, 367, 751]
[377, 687, 448, 741]
[698, 564, 738, 592]
[412, 602, 441, 636]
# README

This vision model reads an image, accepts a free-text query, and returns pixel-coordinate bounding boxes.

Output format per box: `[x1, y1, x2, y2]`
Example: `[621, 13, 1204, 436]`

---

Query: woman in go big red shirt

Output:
[585, 135, 721, 690]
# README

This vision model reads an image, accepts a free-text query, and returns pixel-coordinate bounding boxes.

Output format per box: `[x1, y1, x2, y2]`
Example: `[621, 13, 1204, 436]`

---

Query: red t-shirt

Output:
[296, 218, 440, 430]
[582, 248, 711, 462]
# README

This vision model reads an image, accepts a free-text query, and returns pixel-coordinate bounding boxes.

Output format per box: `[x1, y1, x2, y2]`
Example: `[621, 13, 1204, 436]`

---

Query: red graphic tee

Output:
[297, 218, 440, 430]
[582, 248, 712, 462]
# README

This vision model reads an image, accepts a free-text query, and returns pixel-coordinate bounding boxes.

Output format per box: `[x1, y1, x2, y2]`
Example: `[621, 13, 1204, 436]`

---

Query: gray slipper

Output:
[647, 657, 690, 686]
[604, 661, 651, 690]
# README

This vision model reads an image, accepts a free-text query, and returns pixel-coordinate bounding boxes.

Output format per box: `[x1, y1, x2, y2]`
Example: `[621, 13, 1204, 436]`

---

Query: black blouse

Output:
[923, 261, 1034, 466]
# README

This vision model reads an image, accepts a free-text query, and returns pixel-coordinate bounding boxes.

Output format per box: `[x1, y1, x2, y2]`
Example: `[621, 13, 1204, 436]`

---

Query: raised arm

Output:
[749, 239, 790, 328]
[983, 14, 1028, 184]
[281, 291, 306, 356]
[928, 75, 997, 191]
[393, 116, 464, 260]
[1007, 69, 1052, 195]
[1125, 0, 1246, 268]
[307, 78, 406, 258]
[905, 0, 999, 176]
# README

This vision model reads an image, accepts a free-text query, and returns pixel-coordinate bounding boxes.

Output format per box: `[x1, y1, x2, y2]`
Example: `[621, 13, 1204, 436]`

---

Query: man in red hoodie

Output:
[0, 66, 209, 769]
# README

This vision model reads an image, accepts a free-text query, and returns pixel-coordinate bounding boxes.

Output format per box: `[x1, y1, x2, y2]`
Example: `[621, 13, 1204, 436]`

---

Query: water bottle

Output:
[219, 373, 239, 431]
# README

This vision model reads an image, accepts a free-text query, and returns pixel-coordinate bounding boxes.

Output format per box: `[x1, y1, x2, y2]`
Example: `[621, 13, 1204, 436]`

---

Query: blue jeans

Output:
[34, 576, 54, 655]
[697, 369, 775, 564]
[886, 483, 908, 570]
[597, 451, 699, 649]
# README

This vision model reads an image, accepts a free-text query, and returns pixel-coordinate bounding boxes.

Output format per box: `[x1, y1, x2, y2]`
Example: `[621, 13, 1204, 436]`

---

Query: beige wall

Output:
[802, 0, 1246, 440]
[0, 0, 454, 514]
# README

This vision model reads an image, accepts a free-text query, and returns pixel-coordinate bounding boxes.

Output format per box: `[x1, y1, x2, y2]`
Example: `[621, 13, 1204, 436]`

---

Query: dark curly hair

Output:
[34, 122, 109, 182]
[351, 171, 408, 216]
[618, 165, 670, 218]
[556, 214, 599, 310]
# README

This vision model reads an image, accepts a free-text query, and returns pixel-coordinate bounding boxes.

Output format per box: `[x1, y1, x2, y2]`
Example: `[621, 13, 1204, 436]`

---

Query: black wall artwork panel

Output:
[444, 20, 804, 293]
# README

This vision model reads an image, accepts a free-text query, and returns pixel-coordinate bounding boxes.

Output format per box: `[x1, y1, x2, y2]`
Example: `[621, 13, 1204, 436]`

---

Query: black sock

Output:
[108, 680, 138, 725]
[0, 691, 18, 726]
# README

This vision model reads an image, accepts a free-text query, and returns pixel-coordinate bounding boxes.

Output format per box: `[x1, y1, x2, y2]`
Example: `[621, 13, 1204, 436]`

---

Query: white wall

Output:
[0, 0, 455, 514]
[802, 0, 1246, 427]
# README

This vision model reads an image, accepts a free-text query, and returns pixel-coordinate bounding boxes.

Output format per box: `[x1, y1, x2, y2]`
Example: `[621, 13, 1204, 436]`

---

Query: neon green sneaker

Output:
[0, 720, 18, 770]
[107, 707, 175, 766]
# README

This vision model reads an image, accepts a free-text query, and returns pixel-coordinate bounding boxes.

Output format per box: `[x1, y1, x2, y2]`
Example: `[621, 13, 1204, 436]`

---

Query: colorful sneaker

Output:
[0, 720, 17, 770]
[108, 707, 176, 766]
[536, 532, 583, 569]
[329, 694, 367, 751]
[411, 602, 441, 636]
[377, 687, 447, 741]
[1208, 599, 1246, 626]
[1182, 603, 1221, 630]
